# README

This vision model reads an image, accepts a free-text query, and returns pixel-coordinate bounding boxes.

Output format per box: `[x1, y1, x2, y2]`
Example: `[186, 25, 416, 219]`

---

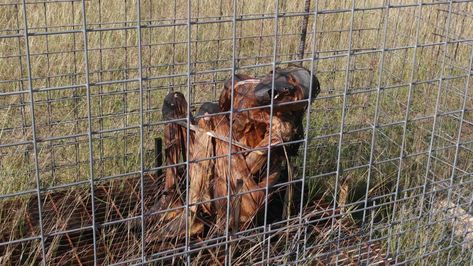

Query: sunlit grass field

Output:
[1, 0, 472, 264]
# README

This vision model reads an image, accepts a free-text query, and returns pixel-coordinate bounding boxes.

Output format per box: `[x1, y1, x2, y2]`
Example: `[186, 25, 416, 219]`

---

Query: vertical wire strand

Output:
[17, 4, 34, 182]
[14, 3, 28, 163]
[185, 0, 192, 263]
[135, 0, 146, 262]
[224, 0, 238, 264]
[80, 0, 98, 264]
[42, 3, 55, 184]
[419, 0, 454, 224]
[71, 0, 81, 181]
[357, 1, 391, 263]
[296, 0, 319, 262]
[255, 0, 267, 66]
[212, 0, 224, 100]
[124, 0, 130, 175]
[362, 0, 391, 227]
[385, 0, 422, 257]
[332, 1, 356, 264]
[170, 0, 177, 94]
[261, 0, 279, 263]
[98, 0, 105, 178]
[20, 1, 47, 263]
[444, 33, 473, 264]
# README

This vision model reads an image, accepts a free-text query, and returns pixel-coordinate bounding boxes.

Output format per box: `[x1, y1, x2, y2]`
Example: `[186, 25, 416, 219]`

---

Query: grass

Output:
[1, 0, 473, 264]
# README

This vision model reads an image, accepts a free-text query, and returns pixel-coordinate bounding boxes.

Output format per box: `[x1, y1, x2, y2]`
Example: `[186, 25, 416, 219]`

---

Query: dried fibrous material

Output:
[188, 103, 218, 215]
[219, 73, 254, 112]
[162, 91, 193, 192]
[157, 65, 320, 234]
[211, 113, 265, 226]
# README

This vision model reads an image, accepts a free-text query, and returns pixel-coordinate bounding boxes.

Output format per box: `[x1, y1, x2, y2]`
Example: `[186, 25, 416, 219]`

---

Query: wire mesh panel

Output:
[0, 0, 472, 265]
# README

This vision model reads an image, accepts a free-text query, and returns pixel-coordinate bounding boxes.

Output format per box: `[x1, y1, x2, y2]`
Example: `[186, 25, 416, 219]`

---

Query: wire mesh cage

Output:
[1, 0, 472, 265]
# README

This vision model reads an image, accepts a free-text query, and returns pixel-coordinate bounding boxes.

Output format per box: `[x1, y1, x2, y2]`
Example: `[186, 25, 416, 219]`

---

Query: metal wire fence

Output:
[0, 0, 472, 265]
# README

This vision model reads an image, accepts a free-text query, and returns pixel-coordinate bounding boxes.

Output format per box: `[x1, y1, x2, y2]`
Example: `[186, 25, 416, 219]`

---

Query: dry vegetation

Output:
[1, 0, 473, 264]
